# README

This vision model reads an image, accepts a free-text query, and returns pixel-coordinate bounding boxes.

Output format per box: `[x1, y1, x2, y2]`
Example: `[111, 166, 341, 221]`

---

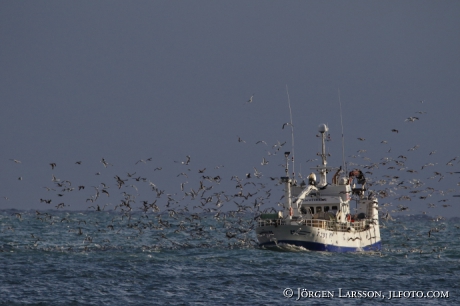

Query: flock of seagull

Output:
[1, 97, 459, 254]
[2, 144, 289, 251]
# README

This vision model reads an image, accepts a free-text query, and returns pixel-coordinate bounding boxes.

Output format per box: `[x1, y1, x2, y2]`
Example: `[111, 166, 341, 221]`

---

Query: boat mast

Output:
[318, 124, 328, 186]
[338, 88, 346, 173]
[282, 151, 292, 220]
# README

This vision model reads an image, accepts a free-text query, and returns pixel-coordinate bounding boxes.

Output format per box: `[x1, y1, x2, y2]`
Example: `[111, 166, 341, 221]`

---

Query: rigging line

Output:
[286, 85, 295, 178]
[338, 88, 346, 173]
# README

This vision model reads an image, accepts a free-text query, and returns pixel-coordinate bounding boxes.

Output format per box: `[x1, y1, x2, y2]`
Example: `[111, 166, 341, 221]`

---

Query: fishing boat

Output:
[256, 124, 381, 252]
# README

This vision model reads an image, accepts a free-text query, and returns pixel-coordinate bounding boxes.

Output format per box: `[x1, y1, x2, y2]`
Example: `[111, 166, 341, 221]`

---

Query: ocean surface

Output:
[1, 210, 458, 305]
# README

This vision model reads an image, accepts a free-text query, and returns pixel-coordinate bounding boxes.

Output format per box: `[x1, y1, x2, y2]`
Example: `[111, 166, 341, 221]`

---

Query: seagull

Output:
[9, 159, 21, 164]
[291, 228, 303, 235]
[253, 167, 262, 178]
[391, 129, 399, 133]
[175, 155, 191, 165]
[49, 163, 56, 169]
[421, 163, 436, 170]
[446, 156, 458, 166]
[282, 122, 293, 129]
[272, 140, 286, 149]
[261, 157, 269, 166]
[56, 203, 67, 209]
[12, 212, 22, 220]
[246, 94, 254, 104]
[101, 158, 112, 167]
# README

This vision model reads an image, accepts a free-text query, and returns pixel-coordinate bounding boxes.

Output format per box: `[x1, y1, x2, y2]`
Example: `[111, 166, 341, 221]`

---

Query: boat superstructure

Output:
[256, 124, 381, 252]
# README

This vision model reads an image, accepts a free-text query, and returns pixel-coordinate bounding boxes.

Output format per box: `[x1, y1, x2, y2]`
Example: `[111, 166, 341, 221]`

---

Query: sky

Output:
[1, 1, 459, 217]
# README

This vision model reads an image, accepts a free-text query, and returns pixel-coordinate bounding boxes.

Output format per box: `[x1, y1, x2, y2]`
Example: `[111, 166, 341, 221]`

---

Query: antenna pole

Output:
[338, 88, 346, 173]
[286, 85, 295, 178]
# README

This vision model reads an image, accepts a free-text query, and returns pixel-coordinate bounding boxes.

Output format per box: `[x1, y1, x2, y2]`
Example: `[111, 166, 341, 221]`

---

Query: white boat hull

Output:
[256, 223, 381, 252]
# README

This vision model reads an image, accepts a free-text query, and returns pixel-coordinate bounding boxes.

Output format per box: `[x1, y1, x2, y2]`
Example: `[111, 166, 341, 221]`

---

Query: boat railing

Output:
[302, 219, 369, 231]
[258, 217, 371, 232]
[257, 219, 286, 227]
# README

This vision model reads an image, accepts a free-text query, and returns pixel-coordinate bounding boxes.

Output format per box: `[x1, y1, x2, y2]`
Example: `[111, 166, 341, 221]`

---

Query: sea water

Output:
[0, 210, 458, 305]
